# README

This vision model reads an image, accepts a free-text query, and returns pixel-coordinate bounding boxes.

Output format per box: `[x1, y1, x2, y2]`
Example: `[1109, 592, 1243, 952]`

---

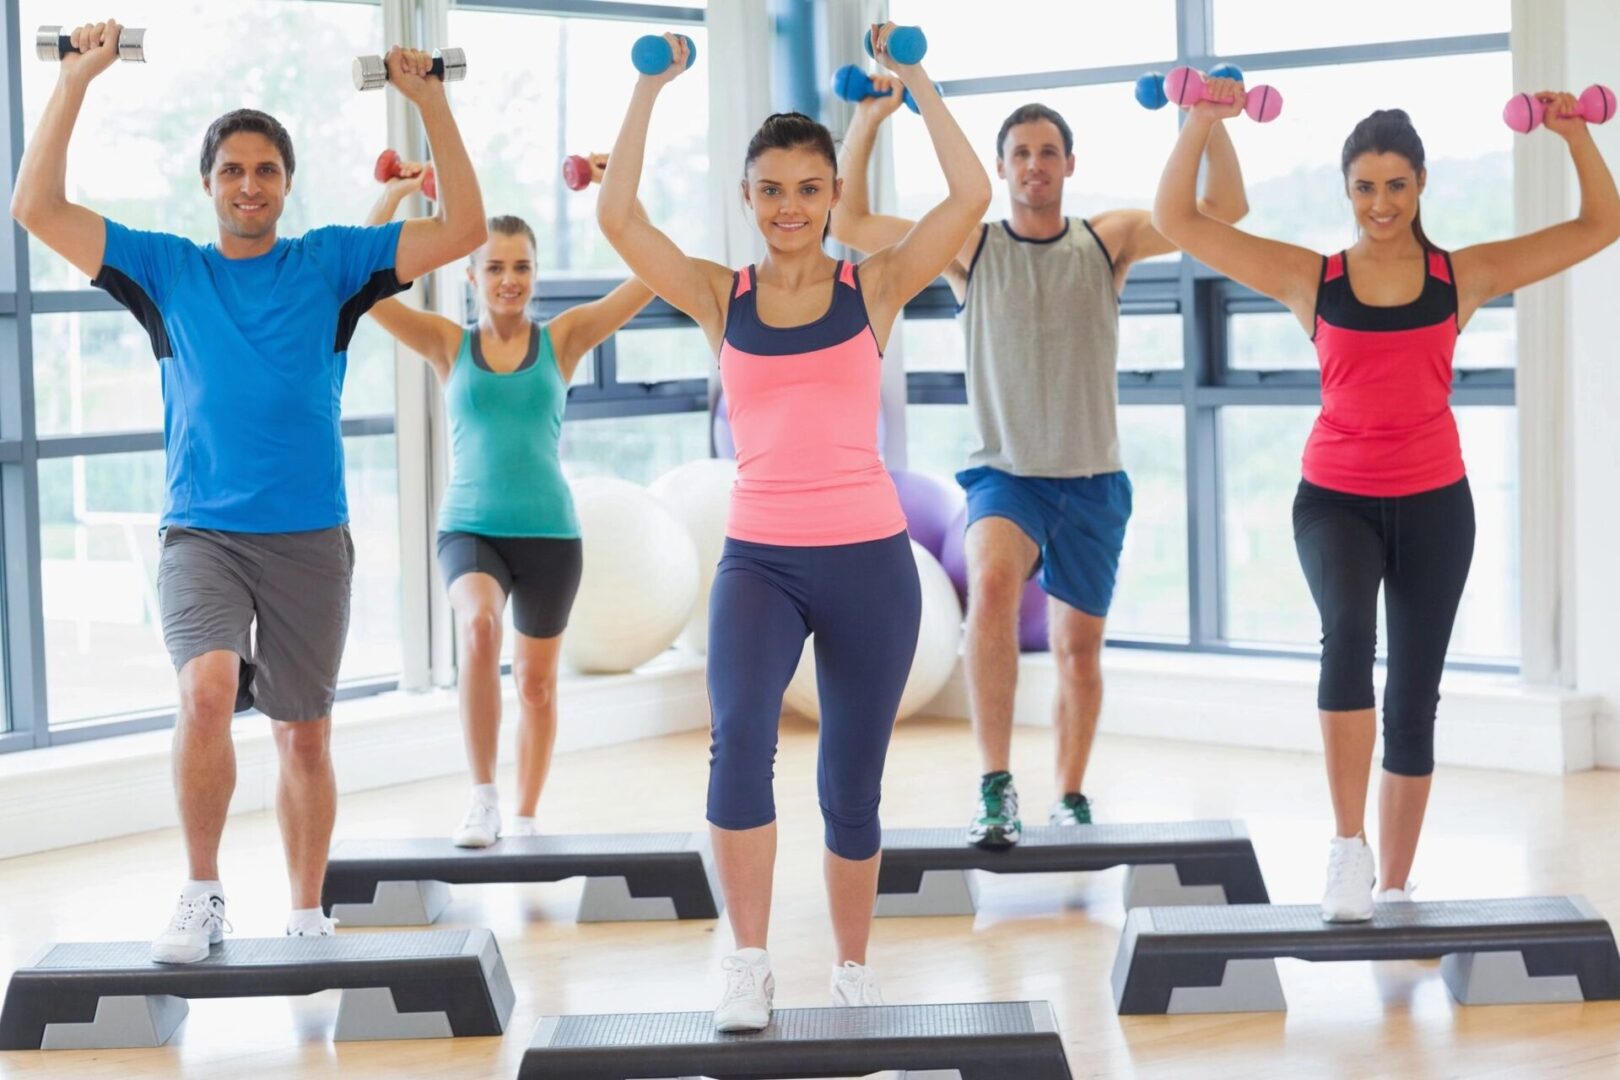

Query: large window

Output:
[887, 1, 1516, 665]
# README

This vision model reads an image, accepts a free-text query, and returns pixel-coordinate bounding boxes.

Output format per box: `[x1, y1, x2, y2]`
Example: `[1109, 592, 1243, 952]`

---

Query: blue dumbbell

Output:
[831, 64, 939, 115]
[1135, 63, 1244, 110]
[631, 33, 697, 75]
[862, 25, 927, 65]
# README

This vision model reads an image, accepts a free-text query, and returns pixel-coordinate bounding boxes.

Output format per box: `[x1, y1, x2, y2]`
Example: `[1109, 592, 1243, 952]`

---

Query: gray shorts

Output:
[157, 524, 355, 722]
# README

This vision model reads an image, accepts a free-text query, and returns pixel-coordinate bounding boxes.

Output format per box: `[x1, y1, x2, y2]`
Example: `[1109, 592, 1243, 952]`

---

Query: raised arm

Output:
[9, 21, 125, 278]
[1452, 91, 1620, 324]
[857, 26, 993, 335]
[386, 48, 488, 285]
[1154, 104, 1320, 331]
[362, 166, 464, 380]
[1112, 105, 1251, 267]
[597, 36, 731, 349]
[830, 79, 916, 255]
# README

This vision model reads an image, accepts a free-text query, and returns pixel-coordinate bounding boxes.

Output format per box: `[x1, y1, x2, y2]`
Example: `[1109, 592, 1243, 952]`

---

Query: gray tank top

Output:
[960, 218, 1121, 477]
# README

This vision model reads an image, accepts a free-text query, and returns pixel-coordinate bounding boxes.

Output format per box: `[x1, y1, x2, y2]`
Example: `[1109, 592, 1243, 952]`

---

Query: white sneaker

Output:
[150, 890, 229, 964]
[286, 912, 338, 937]
[1321, 835, 1376, 922]
[453, 798, 501, 848]
[830, 960, 884, 1006]
[713, 948, 774, 1032]
[1375, 882, 1416, 904]
[506, 816, 540, 838]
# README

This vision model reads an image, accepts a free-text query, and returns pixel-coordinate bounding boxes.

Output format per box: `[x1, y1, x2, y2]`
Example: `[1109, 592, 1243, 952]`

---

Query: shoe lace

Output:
[1326, 840, 1365, 883]
[980, 775, 1012, 818]
[169, 894, 230, 934]
[720, 956, 763, 1005]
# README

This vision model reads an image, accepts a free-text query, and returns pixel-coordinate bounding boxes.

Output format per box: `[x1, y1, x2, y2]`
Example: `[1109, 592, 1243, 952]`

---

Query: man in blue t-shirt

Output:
[11, 20, 487, 963]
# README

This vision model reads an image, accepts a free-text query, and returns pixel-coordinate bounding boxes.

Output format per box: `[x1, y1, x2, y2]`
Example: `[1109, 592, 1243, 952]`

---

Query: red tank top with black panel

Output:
[1302, 248, 1466, 497]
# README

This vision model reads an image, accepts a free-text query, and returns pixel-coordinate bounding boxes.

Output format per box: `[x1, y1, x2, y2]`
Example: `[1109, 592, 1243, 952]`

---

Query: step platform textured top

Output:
[321, 832, 723, 926]
[876, 821, 1270, 917]
[518, 1000, 1072, 1080]
[1111, 895, 1620, 1015]
[0, 929, 515, 1050]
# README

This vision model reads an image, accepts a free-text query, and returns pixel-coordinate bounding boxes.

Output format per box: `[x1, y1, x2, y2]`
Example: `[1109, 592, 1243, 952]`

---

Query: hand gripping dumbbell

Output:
[353, 47, 468, 92]
[831, 64, 940, 115]
[631, 34, 698, 75]
[375, 149, 436, 201]
[1136, 63, 1244, 109]
[36, 24, 145, 62]
[563, 154, 601, 192]
[1139, 65, 1283, 123]
[1503, 85, 1616, 133]
[863, 25, 928, 65]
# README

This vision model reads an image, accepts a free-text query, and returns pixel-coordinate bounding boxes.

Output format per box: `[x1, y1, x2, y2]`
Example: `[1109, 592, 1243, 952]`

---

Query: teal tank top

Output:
[437, 324, 579, 538]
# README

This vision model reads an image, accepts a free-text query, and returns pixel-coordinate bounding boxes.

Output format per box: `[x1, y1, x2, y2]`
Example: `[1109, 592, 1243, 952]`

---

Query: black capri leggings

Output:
[1292, 477, 1475, 777]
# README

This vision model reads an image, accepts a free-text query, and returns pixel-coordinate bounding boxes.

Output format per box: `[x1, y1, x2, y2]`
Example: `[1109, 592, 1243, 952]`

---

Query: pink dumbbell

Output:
[1503, 85, 1616, 133]
[563, 154, 594, 192]
[1164, 65, 1284, 123]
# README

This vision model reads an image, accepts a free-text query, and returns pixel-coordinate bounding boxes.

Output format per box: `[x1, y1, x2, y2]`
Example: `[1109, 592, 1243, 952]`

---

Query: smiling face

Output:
[467, 230, 537, 319]
[998, 119, 1074, 211]
[202, 131, 289, 241]
[740, 145, 840, 255]
[1345, 151, 1426, 243]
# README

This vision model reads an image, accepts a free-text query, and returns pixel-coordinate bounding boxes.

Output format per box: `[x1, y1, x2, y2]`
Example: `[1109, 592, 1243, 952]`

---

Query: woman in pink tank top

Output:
[598, 25, 991, 1030]
[1154, 85, 1619, 922]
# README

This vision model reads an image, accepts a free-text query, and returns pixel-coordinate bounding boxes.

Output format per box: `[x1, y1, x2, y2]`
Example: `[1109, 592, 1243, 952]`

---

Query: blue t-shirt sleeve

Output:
[95, 219, 191, 306]
[304, 221, 407, 301]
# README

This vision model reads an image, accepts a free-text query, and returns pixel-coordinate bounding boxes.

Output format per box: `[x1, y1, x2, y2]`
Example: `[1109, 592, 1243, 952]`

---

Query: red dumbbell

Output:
[1164, 66, 1284, 123]
[1503, 85, 1616, 133]
[563, 153, 605, 192]
[374, 148, 436, 201]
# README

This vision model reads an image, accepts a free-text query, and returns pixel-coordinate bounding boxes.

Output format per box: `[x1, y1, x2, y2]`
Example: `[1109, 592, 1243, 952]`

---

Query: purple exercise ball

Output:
[937, 502, 1050, 652]
[889, 469, 965, 560]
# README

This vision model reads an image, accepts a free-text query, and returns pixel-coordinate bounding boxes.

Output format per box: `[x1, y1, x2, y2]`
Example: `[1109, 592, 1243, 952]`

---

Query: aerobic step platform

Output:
[875, 821, 1269, 917]
[0, 929, 514, 1049]
[1111, 895, 1620, 1014]
[518, 1001, 1073, 1080]
[321, 832, 722, 926]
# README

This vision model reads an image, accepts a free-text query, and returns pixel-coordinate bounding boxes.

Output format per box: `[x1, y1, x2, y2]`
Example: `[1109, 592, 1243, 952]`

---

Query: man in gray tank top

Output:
[833, 81, 1248, 847]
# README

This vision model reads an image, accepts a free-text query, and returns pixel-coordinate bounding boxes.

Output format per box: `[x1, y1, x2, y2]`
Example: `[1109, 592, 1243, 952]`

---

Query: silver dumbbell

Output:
[352, 47, 467, 92]
[36, 24, 146, 63]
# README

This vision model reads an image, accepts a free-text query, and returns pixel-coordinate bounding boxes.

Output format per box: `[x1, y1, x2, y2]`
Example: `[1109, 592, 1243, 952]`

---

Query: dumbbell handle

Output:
[36, 25, 145, 62]
[353, 48, 468, 92]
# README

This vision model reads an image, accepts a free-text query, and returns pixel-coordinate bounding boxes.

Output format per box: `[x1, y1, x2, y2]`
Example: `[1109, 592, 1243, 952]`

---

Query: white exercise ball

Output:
[648, 457, 737, 654]
[782, 541, 963, 722]
[564, 477, 700, 674]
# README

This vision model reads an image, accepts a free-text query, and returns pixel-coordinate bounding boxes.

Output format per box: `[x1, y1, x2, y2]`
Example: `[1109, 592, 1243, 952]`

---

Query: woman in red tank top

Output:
[597, 26, 991, 1030]
[1153, 85, 1619, 922]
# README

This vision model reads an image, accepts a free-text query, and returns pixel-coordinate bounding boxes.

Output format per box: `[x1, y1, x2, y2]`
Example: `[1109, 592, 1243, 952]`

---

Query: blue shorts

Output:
[955, 466, 1132, 618]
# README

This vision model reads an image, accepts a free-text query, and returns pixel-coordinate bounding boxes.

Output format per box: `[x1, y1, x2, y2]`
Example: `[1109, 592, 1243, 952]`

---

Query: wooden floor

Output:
[2, 715, 1618, 1079]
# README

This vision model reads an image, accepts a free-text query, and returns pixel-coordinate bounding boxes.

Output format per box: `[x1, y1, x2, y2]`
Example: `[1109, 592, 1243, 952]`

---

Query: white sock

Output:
[287, 907, 329, 931]
[511, 815, 537, 827]
[182, 879, 224, 900]
[732, 947, 768, 964]
[472, 783, 499, 807]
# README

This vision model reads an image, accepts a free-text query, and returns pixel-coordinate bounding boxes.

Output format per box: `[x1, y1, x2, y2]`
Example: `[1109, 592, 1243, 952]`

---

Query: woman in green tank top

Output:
[366, 158, 654, 847]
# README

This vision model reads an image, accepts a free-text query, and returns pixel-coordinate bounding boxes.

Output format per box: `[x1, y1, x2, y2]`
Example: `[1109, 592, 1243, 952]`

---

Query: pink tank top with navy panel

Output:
[1302, 249, 1466, 497]
[718, 260, 905, 546]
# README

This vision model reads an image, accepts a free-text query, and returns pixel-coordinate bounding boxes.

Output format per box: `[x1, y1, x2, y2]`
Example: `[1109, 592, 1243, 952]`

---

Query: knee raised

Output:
[459, 609, 502, 656]
[275, 723, 330, 770]
[515, 668, 557, 711]
[968, 565, 1026, 617]
[1052, 635, 1103, 687]
[179, 667, 238, 725]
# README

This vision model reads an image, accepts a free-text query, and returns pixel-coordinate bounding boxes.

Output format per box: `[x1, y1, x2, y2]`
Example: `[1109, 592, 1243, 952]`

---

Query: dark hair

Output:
[199, 109, 295, 177]
[743, 112, 837, 175]
[996, 103, 1073, 161]
[472, 215, 538, 265]
[1340, 109, 1433, 250]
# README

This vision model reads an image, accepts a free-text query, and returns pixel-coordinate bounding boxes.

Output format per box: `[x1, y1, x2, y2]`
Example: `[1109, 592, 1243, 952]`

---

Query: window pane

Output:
[889, 1, 1175, 82]
[343, 315, 399, 417]
[901, 316, 963, 374]
[615, 326, 711, 383]
[893, 83, 1178, 232]
[1220, 405, 1520, 663]
[448, 9, 710, 276]
[39, 452, 172, 726]
[342, 434, 403, 682]
[1230, 305, 1517, 372]
[21, 1, 387, 292]
[904, 402, 976, 477]
[1112, 406, 1188, 641]
[1214, 0, 1508, 56]
[1455, 306, 1516, 371]
[32, 313, 164, 435]
[1224, 53, 1512, 254]
[1120, 314, 1183, 372]
[559, 412, 711, 486]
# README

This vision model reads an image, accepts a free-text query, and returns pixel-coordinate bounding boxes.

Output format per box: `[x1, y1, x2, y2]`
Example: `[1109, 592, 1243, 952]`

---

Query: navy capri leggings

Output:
[1292, 477, 1475, 777]
[706, 530, 922, 860]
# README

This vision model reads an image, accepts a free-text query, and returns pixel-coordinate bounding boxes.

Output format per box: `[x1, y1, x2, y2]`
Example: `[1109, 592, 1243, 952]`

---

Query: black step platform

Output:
[0, 929, 515, 1049]
[518, 1000, 1072, 1080]
[1111, 895, 1620, 1014]
[875, 821, 1269, 916]
[321, 832, 723, 925]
